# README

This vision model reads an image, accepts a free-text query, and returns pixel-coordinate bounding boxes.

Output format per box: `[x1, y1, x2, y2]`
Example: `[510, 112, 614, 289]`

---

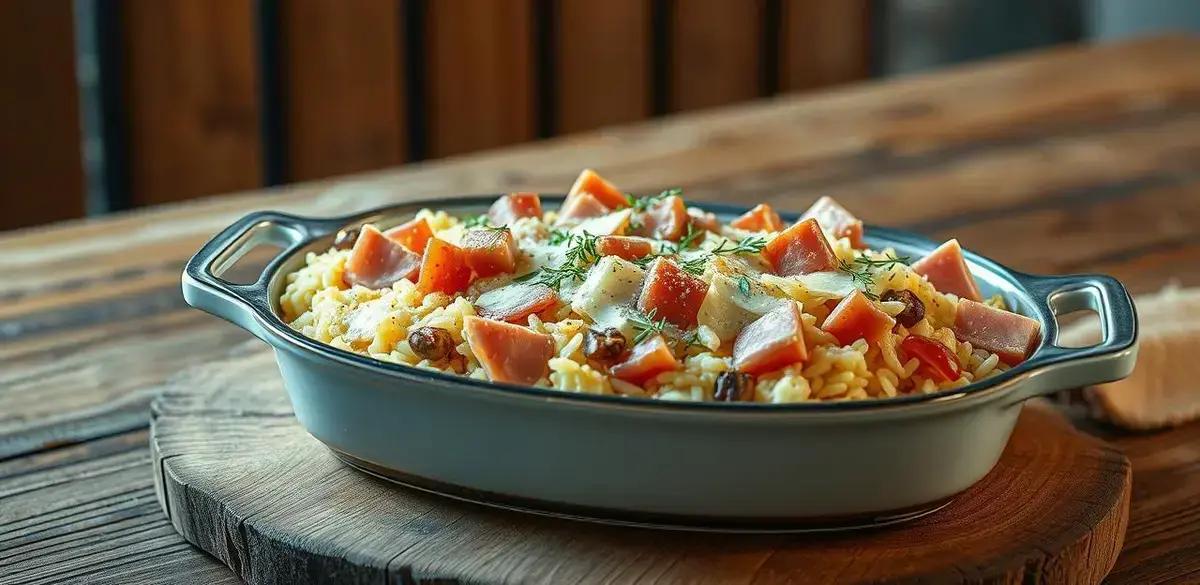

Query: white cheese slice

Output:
[571, 256, 646, 333]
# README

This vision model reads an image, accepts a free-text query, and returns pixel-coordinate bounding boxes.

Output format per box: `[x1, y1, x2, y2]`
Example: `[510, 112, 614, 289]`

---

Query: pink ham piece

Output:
[733, 302, 808, 375]
[954, 299, 1041, 366]
[912, 239, 983, 301]
[557, 191, 611, 222]
[343, 225, 421, 289]
[800, 196, 865, 249]
[487, 192, 543, 226]
[822, 289, 896, 345]
[610, 335, 678, 385]
[762, 218, 838, 276]
[463, 315, 555, 385]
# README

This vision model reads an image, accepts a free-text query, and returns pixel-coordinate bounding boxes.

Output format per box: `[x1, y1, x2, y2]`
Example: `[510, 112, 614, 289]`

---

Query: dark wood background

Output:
[0, 0, 869, 231]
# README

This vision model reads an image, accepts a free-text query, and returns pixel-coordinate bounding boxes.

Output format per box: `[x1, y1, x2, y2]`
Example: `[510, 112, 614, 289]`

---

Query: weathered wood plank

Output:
[0, 0, 85, 230]
[555, 0, 651, 134]
[150, 351, 1129, 584]
[122, 0, 262, 206]
[424, 0, 536, 157]
[778, 0, 871, 93]
[669, 0, 765, 112]
[280, 0, 407, 181]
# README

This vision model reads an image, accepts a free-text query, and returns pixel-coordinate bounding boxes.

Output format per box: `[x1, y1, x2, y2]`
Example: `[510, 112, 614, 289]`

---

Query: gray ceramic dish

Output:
[182, 196, 1138, 531]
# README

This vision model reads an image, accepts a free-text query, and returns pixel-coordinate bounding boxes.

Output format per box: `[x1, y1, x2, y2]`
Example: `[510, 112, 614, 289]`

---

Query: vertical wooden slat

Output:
[778, 0, 870, 92]
[669, 0, 765, 113]
[555, 0, 651, 134]
[122, 0, 262, 206]
[0, 1, 85, 230]
[425, 0, 535, 158]
[279, 0, 406, 181]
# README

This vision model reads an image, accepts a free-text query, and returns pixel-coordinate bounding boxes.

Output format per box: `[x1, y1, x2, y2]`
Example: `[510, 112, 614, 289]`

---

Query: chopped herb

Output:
[678, 256, 708, 276]
[853, 254, 910, 270]
[625, 187, 682, 213]
[631, 254, 662, 268]
[709, 235, 767, 256]
[736, 275, 752, 298]
[629, 308, 670, 346]
[836, 255, 910, 301]
[547, 228, 572, 245]
[681, 329, 705, 350]
[668, 223, 705, 253]
[515, 231, 601, 290]
[462, 214, 490, 228]
[515, 264, 589, 290]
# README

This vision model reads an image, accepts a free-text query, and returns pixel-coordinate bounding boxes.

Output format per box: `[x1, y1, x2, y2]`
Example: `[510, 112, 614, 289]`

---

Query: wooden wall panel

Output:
[669, 0, 765, 112]
[122, 0, 262, 206]
[425, 0, 535, 158]
[280, 0, 406, 181]
[0, 1, 85, 230]
[779, 0, 870, 92]
[555, 1, 651, 134]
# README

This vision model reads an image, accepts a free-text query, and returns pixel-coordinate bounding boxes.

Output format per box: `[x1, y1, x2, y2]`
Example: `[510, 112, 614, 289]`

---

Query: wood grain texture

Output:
[0, 0, 85, 230]
[0, 37, 1199, 582]
[425, 0, 536, 157]
[778, 0, 871, 92]
[122, 0, 262, 205]
[554, 0, 651, 134]
[150, 350, 1129, 584]
[280, 0, 406, 181]
[669, 0, 765, 112]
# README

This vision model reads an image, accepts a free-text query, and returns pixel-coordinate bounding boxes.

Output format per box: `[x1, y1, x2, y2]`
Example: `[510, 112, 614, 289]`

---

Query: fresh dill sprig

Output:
[736, 275, 752, 298]
[852, 254, 910, 270]
[515, 231, 601, 290]
[561, 231, 601, 267]
[629, 308, 670, 346]
[836, 255, 909, 301]
[709, 235, 767, 256]
[678, 256, 708, 276]
[625, 187, 682, 213]
[514, 264, 589, 290]
[547, 228, 572, 245]
[462, 214, 491, 228]
[666, 223, 704, 254]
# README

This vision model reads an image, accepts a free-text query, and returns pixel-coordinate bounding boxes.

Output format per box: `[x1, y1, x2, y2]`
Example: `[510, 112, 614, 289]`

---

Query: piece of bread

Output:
[1058, 286, 1200, 430]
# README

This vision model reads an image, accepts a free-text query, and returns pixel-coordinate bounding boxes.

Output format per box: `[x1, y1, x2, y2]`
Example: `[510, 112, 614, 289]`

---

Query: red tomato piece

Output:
[417, 238, 473, 295]
[821, 289, 896, 346]
[595, 235, 654, 261]
[567, 168, 629, 210]
[557, 191, 611, 221]
[474, 283, 559, 324]
[799, 196, 865, 249]
[383, 217, 434, 254]
[463, 316, 555, 385]
[344, 225, 421, 289]
[636, 258, 709, 329]
[900, 335, 961, 382]
[461, 228, 520, 277]
[730, 203, 784, 232]
[912, 239, 983, 301]
[762, 218, 838, 276]
[630, 195, 688, 241]
[733, 302, 809, 375]
[954, 299, 1041, 366]
[610, 335, 678, 385]
[487, 192, 543, 226]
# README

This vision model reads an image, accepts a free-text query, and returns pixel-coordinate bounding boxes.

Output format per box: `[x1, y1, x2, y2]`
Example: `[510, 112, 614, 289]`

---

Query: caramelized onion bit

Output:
[881, 289, 926, 328]
[713, 371, 755, 402]
[583, 327, 628, 366]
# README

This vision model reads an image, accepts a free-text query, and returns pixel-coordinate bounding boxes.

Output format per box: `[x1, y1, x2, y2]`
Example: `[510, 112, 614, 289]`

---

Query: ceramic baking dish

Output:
[182, 196, 1138, 531]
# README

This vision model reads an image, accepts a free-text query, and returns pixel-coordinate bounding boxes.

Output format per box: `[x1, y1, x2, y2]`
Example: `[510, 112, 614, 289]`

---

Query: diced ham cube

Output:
[596, 235, 654, 261]
[463, 316, 555, 385]
[461, 229, 519, 277]
[487, 192, 543, 226]
[417, 238, 473, 295]
[557, 191, 611, 221]
[384, 217, 434, 254]
[687, 207, 721, 233]
[475, 283, 558, 323]
[954, 299, 1041, 366]
[567, 168, 629, 210]
[733, 302, 808, 375]
[762, 218, 838, 276]
[730, 203, 784, 232]
[344, 225, 421, 289]
[800, 196, 865, 249]
[610, 335, 677, 385]
[637, 258, 708, 329]
[630, 195, 688, 241]
[912, 239, 983, 301]
[822, 289, 896, 345]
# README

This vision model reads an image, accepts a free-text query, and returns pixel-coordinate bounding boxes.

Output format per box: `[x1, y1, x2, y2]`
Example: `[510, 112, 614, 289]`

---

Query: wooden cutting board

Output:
[150, 349, 1130, 584]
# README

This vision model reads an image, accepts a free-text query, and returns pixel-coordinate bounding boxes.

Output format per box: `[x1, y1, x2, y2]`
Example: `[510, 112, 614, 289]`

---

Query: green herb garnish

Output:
[836, 255, 908, 301]
[678, 256, 708, 276]
[736, 275, 752, 298]
[515, 231, 601, 291]
[709, 235, 767, 256]
[462, 214, 491, 228]
[629, 308, 670, 346]
[626, 187, 682, 213]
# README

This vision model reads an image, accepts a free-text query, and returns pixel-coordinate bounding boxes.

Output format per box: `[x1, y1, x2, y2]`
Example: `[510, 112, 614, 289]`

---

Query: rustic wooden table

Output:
[2, 36, 1199, 584]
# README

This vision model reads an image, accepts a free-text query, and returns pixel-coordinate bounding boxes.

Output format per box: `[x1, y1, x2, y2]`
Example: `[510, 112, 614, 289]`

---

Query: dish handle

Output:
[182, 211, 344, 341]
[1005, 273, 1139, 404]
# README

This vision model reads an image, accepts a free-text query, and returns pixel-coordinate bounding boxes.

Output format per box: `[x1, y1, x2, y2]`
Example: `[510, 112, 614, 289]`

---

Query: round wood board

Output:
[151, 348, 1131, 584]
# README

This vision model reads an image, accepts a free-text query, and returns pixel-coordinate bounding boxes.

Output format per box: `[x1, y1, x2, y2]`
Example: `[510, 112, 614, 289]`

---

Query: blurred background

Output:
[2, 0, 1197, 231]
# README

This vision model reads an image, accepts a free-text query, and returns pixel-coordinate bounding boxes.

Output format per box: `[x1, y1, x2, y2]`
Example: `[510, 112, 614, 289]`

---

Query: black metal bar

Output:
[533, 0, 556, 139]
[75, 0, 130, 213]
[255, 0, 286, 185]
[650, 0, 672, 115]
[403, 0, 427, 161]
